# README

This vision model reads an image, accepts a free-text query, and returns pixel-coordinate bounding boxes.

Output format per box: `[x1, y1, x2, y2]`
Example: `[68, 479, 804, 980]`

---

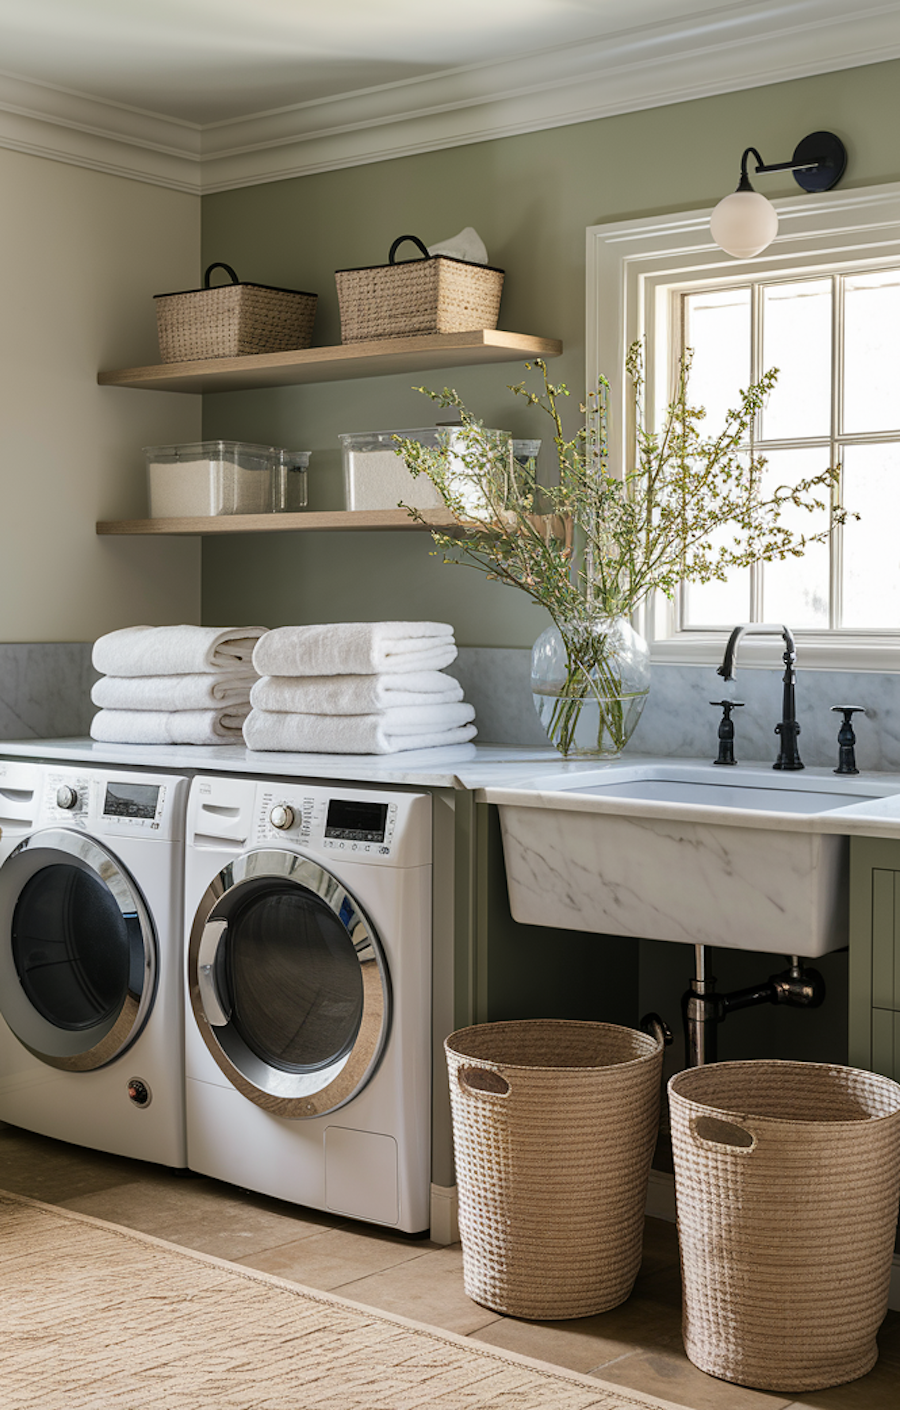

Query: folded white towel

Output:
[251, 671, 464, 715]
[253, 623, 457, 677]
[92, 672, 256, 711]
[92, 625, 268, 678]
[242, 707, 477, 755]
[91, 706, 250, 746]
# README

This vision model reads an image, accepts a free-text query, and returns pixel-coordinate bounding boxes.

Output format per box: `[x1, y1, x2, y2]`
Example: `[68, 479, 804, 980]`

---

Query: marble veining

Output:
[497, 802, 846, 955]
[443, 649, 900, 771]
[0, 644, 96, 740]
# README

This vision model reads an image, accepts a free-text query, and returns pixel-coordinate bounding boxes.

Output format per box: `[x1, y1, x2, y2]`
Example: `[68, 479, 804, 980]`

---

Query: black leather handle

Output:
[204, 262, 240, 288]
[388, 235, 430, 264]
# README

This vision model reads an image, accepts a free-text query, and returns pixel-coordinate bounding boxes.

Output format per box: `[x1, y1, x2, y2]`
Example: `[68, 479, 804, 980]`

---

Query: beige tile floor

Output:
[1, 1121, 898, 1410]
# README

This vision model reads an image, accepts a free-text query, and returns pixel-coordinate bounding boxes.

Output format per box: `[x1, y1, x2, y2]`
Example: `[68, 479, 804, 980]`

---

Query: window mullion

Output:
[831, 272, 845, 628]
[750, 281, 764, 622]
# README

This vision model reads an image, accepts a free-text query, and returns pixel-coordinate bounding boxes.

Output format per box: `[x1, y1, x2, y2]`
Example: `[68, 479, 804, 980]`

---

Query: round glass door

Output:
[0, 830, 156, 1071]
[188, 849, 390, 1118]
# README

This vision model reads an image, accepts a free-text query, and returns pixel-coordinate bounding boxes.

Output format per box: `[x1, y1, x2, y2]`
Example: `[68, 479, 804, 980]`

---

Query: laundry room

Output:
[3, 4, 900, 1407]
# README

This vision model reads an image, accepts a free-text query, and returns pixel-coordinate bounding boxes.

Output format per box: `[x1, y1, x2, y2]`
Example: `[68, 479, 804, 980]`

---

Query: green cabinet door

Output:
[849, 837, 900, 1077]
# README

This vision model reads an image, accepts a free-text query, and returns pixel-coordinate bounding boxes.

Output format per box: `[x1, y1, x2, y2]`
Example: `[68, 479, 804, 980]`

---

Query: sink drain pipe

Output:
[682, 945, 826, 1066]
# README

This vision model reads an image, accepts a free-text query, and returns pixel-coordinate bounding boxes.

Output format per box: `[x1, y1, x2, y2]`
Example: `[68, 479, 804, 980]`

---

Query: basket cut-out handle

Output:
[389, 235, 431, 264]
[458, 1065, 510, 1097]
[204, 262, 240, 288]
[690, 1114, 756, 1151]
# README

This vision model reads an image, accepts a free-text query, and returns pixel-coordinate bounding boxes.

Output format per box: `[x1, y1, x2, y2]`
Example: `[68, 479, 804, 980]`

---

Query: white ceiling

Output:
[0, 0, 749, 126]
[0, 0, 897, 191]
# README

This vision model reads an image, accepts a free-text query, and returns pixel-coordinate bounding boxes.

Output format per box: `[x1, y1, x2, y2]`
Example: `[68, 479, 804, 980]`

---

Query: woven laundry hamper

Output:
[669, 1060, 900, 1393]
[155, 263, 317, 362]
[335, 235, 504, 344]
[445, 1019, 664, 1320]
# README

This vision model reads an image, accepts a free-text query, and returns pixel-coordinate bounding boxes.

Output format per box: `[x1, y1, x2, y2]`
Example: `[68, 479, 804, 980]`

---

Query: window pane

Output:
[843, 269, 900, 435]
[760, 280, 832, 441]
[759, 448, 831, 628]
[841, 442, 900, 628]
[682, 558, 751, 629]
[683, 287, 751, 434]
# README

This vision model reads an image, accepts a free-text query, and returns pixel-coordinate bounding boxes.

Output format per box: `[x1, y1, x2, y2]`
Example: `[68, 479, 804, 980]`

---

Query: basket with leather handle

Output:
[335, 235, 504, 344]
[154, 262, 318, 362]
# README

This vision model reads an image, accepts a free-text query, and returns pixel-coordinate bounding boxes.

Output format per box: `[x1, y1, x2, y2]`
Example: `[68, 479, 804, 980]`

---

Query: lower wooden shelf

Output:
[95, 508, 460, 535]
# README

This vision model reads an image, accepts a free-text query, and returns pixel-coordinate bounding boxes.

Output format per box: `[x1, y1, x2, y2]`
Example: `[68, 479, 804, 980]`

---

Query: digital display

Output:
[103, 782, 161, 820]
[325, 798, 388, 843]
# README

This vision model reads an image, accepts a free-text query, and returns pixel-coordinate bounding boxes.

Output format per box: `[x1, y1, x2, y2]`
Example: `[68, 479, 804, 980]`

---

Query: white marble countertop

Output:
[6, 739, 900, 839]
[478, 755, 900, 839]
[0, 737, 569, 791]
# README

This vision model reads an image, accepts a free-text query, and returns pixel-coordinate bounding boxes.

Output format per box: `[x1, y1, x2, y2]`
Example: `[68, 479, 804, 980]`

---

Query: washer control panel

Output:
[36, 767, 186, 841]
[248, 782, 429, 867]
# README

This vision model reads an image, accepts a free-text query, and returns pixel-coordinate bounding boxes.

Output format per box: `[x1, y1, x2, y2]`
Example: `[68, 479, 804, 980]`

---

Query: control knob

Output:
[56, 785, 79, 810]
[269, 804, 295, 831]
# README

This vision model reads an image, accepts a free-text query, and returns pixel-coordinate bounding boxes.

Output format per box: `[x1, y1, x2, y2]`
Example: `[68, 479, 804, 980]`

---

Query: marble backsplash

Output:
[450, 648, 900, 773]
[1, 641, 897, 775]
[0, 643, 96, 740]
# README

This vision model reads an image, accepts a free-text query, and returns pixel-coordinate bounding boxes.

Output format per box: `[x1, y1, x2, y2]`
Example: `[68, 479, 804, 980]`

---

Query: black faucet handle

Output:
[711, 700, 744, 766]
[710, 699, 745, 716]
[831, 705, 866, 775]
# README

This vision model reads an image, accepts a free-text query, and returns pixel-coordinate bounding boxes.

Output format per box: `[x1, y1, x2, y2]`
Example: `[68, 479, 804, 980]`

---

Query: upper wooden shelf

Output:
[96, 508, 461, 536]
[97, 330, 563, 395]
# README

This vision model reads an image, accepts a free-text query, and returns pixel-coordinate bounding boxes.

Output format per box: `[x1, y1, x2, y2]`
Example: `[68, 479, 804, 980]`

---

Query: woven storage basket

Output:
[445, 1019, 664, 1320]
[669, 1060, 900, 1393]
[155, 262, 317, 363]
[335, 235, 504, 344]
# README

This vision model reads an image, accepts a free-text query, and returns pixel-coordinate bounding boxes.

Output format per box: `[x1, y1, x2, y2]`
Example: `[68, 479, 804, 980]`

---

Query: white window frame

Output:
[586, 181, 900, 672]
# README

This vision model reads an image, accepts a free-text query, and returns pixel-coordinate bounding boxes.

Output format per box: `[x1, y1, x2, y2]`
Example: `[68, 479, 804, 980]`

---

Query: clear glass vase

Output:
[531, 614, 651, 759]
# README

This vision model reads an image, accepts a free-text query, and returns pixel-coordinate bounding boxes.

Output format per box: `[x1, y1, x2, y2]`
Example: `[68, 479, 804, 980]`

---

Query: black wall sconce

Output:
[710, 130, 847, 258]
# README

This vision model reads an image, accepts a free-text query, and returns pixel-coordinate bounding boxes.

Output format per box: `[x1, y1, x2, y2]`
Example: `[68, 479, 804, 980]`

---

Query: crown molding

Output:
[0, 1, 897, 194]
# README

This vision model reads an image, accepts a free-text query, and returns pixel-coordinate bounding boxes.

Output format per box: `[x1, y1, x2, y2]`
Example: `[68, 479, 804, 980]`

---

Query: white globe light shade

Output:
[710, 189, 779, 258]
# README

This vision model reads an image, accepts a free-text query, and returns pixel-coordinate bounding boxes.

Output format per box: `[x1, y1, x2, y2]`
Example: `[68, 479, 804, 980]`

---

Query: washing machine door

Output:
[0, 829, 157, 1071]
[188, 849, 390, 1119]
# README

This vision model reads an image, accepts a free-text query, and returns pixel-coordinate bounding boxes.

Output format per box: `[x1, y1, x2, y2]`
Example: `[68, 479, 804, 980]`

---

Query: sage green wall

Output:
[200, 60, 900, 642]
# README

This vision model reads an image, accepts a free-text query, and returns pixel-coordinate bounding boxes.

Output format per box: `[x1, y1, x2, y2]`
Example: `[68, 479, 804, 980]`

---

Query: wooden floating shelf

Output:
[96, 508, 462, 536]
[97, 330, 563, 394]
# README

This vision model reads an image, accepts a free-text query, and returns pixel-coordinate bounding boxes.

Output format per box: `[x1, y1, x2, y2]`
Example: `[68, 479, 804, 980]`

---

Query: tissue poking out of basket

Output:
[154, 262, 318, 363]
[335, 233, 503, 344]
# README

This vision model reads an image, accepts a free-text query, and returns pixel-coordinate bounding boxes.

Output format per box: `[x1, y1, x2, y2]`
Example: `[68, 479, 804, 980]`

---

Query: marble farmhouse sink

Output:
[479, 760, 900, 957]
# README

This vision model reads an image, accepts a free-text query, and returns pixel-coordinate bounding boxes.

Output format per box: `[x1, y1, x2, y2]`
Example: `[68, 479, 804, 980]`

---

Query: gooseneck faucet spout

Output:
[717, 623, 803, 771]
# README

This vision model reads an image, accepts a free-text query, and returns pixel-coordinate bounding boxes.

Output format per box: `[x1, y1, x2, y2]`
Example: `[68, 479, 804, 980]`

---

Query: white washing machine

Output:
[184, 773, 432, 1233]
[0, 758, 189, 1166]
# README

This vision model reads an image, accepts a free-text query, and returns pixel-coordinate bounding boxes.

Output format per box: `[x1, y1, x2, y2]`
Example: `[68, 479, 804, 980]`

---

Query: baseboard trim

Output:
[429, 1183, 459, 1246]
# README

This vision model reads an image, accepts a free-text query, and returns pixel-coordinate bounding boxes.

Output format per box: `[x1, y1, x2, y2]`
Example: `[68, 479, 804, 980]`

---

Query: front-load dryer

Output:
[184, 773, 432, 1233]
[0, 758, 189, 1166]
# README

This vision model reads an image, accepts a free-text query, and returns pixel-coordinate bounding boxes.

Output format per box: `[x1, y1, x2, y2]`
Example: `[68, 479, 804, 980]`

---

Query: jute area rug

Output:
[0, 1189, 687, 1410]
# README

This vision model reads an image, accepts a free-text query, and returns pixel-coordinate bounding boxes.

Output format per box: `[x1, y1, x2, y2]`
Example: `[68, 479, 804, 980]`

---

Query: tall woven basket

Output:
[336, 235, 504, 344]
[155, 262, 317, 362]
[669, 1060, 900, 1393]
[445, 1019, 664, 1320]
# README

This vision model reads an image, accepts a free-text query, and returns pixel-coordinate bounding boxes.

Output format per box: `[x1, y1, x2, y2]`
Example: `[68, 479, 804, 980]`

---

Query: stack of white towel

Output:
[243, 622, 477, 754]
[91, 624, 268, 745]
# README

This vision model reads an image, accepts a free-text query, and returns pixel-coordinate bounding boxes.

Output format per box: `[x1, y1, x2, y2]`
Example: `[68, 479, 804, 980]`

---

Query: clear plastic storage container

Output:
[339, 426, 512, 513]
[145, 440, 309, 517]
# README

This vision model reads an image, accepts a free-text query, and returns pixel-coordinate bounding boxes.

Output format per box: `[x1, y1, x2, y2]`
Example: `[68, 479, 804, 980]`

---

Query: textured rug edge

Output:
[0, 1187, 688, 1410]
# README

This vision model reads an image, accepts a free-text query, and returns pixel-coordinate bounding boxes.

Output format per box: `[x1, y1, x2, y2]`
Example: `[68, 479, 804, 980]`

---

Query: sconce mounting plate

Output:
[792, 131, 847, 193]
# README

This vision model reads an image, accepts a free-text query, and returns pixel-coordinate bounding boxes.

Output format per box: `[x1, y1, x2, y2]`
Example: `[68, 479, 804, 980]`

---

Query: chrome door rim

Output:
[188, 848, 390, 1119]
[0, 829, 157, 1071]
